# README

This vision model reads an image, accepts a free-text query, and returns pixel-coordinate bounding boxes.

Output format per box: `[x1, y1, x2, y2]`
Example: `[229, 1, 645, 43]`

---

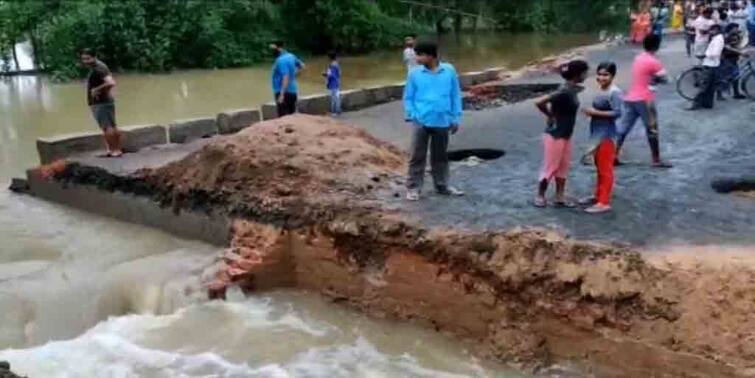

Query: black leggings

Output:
[275, 92, 298, 117]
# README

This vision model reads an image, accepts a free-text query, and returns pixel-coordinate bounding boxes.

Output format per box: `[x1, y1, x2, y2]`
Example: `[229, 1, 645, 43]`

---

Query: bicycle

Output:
[677, 56, 755, 101]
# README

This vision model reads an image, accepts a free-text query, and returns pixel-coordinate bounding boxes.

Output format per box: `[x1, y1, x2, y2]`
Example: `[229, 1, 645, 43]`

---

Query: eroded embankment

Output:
[46, 115, 755, 377]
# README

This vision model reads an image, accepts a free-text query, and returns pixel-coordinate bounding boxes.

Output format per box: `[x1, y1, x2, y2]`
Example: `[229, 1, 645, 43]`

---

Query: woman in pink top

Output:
[615, 34, 672, 168]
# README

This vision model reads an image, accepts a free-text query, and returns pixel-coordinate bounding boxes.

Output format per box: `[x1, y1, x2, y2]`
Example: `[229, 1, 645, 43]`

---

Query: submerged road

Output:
[344, 37, 755, 247]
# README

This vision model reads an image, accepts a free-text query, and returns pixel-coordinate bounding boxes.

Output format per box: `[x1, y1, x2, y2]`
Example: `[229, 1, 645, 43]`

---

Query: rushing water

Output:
[0, 32, 598, 377]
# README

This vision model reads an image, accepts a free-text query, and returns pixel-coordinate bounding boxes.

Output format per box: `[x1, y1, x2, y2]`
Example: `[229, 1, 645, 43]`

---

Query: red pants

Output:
[593, 139, 616, 205]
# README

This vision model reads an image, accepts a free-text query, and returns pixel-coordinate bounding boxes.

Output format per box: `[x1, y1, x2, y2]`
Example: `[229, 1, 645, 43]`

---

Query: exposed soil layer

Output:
[464, 83, 560, 111]
[46, 115, 755, 377]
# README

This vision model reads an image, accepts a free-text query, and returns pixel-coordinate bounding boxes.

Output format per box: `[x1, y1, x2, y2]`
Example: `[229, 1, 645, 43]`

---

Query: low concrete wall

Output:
[168, 117, 218, 144]
[26, 171, 230, 246]
[36, 124, 167, 164]
[261, 103, 278, 121]
[341, 89, 370, 111]
[296, 93, 331, 115]
[216, 109, 261, 135]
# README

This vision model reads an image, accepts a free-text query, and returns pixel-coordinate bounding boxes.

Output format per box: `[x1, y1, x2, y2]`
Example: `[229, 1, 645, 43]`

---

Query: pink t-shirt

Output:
[624, 52, 665, 102]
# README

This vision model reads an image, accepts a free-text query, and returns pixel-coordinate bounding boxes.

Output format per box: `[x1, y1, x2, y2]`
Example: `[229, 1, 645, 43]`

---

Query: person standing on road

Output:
[684, 4, 700, 57]
[533, 60, 589, 209]
[747, 0, 755, 46]
[580, 62, 623, 214]
[270, 41, 304, 118]
[323, 51, 342, 116]
[693, 7, 716, 60]
[403, 41, 464, 201]
[719, 23, 747, 100]
[80, 49, 122, 158]
[403, 34, 418, 73]
[690, 23, 726, 109]
[615, 34, 673, 168]
[672, 1, 685, 30]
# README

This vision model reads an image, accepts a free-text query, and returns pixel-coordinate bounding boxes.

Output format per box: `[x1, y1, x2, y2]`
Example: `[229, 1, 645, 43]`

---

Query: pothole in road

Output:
[447, 149, 505, 162]
[711, 177, 755, 198]
[464, 83, 560, 111]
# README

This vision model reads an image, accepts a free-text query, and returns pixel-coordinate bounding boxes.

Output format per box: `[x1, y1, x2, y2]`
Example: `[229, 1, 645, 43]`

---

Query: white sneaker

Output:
[437, 186, 464, 196]
[406, 189, 420, 201]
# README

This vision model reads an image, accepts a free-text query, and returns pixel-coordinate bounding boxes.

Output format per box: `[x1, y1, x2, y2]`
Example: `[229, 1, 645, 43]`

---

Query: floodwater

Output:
[0, 32, 598, 377]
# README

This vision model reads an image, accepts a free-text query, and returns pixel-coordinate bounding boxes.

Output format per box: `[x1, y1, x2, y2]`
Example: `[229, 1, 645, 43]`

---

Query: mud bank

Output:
[38, 115, 755, 377]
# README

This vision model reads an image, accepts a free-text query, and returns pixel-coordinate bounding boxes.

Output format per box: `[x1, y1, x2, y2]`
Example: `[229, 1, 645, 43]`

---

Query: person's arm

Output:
[403, 72, 416, 122]
[534, 93, 554, 125]
[91, 74, 115, 96]
[295, 58, 305, 77]
[584, 90, 623, 119]
[278, 74, 289, 104]
[449, 68, 462, 133]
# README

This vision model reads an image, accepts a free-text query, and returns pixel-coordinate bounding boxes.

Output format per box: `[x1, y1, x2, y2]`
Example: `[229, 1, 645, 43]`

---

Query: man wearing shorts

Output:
[81, 49, 121, 157]
[615, 34, 672, 168]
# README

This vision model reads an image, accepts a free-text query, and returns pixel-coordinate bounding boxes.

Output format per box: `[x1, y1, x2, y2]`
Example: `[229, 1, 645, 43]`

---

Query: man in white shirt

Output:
[402, 34, 418, 73]
[690, 24, 725, 110]
[693, 7, 716, 59]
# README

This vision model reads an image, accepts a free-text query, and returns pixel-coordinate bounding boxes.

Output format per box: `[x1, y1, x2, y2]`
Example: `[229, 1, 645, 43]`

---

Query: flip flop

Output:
[110, 151, 124, 158]
[533, 197, 547, 208]
[97, 152, 114, 158]
[652, 161, 673, 169]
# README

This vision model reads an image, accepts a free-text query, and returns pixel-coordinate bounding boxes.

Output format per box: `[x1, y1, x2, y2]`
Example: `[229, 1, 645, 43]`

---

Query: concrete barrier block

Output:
[386, 82, 405, 99]
[297, 94, 331, 115]
[261, 103, 278, 120]
[459, 71, 487, 89]
[168, 117, 218, 144]
[216, 109, 261, 134]
[121, 124, 168, 151]
[364, 86, 393, 105]
[36, 132, 102, 164]
[341, 89, 369, 111]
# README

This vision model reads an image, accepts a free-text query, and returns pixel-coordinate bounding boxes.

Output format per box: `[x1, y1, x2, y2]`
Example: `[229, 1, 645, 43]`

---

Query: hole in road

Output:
[447, 149, 505, 162]
[464, 83, 560, 111]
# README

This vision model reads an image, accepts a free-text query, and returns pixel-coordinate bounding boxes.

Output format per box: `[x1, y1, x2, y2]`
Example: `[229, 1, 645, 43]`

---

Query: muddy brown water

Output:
[0, 32, 599, 377]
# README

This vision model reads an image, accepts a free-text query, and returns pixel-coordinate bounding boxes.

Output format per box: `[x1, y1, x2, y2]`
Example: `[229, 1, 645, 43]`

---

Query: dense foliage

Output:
[0, 0, 629, 79]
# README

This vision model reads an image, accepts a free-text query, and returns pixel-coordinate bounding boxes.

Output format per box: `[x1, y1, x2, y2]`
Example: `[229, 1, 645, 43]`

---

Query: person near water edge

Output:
[533, 60, 589, 209]
[403, 34, 418, 73]
[403, 41, 464, 201]
[579, 62, 623, 214]
[270, 41, 304, 118]
[689, 23, 726, 109]
[323, 51, 342, 116]
[80, 48, 122, 158]
[615, 34, 672, 169]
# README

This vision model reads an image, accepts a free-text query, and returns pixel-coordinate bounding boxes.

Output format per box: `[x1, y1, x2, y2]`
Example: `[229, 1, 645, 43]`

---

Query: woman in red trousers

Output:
[580, 62, 623, 214]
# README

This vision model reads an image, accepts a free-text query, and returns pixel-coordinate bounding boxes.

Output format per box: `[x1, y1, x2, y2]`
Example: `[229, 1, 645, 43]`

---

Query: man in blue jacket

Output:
[270, 41, 304, 117]
[403, 41, 464, 201]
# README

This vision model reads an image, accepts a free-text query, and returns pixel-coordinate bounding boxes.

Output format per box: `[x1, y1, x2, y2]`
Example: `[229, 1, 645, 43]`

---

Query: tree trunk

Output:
[454, 14, 462, 33]
[29, 32, 41, 70]
[11, 44, 20, 71]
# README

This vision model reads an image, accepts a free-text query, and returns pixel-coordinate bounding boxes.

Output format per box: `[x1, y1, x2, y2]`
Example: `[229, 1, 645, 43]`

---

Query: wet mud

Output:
[464, 83, 560, 111]
[43, 115, 755, 377]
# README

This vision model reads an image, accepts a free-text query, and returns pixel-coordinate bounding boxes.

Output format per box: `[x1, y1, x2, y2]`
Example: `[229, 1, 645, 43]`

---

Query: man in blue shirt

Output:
[403, 41, 464, 201]
[271, 41, 304, 117]
[747, 0, 755, 46]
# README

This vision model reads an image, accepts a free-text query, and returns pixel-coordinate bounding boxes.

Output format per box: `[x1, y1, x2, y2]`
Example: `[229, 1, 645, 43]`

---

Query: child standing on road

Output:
[324, 52, 341, 116]
[580, 62, 623, 214]
[533, 60, 589, 208]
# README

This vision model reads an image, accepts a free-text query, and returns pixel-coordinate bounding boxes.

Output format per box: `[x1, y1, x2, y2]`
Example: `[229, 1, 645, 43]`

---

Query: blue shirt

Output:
[403, 63, 462, 128]
[748, 3, 755, 24]
[272, 52, 302, 94]
[326, 62, 340, 90]
[589, 85, 623, 141]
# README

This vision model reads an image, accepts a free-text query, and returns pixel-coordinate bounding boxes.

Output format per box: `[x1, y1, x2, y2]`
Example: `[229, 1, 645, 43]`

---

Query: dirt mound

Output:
[139, 114, 406, 219]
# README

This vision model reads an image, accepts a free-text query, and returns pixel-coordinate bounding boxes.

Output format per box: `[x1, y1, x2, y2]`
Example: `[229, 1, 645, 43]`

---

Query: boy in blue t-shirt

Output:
[323, 52, 341, 116]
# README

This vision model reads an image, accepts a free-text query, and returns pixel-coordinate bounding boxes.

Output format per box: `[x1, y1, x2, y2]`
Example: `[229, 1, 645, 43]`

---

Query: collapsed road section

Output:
[23, 115, 755, 377]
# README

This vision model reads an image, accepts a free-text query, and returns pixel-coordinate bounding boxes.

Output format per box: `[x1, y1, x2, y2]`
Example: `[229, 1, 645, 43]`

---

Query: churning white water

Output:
[0, 191, 518, 377]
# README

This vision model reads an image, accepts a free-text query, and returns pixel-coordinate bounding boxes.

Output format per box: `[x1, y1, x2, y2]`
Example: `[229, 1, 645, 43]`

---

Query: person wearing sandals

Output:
[615, 34, 672, 168]
[533, 60, 589, 209]
[580, 62, 623, 214]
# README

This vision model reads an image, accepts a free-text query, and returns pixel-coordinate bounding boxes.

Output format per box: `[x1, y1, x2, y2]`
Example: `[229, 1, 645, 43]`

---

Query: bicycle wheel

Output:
[676, 67, 706, 101]
[742, 71, 755, 100]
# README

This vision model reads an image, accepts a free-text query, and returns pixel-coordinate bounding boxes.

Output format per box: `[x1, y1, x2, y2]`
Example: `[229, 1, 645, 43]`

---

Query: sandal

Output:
[652, 161, 673, 169]
[533, 197, 547, 208]
[578, 196, 597, 206]
[585, 204, 612, 214]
